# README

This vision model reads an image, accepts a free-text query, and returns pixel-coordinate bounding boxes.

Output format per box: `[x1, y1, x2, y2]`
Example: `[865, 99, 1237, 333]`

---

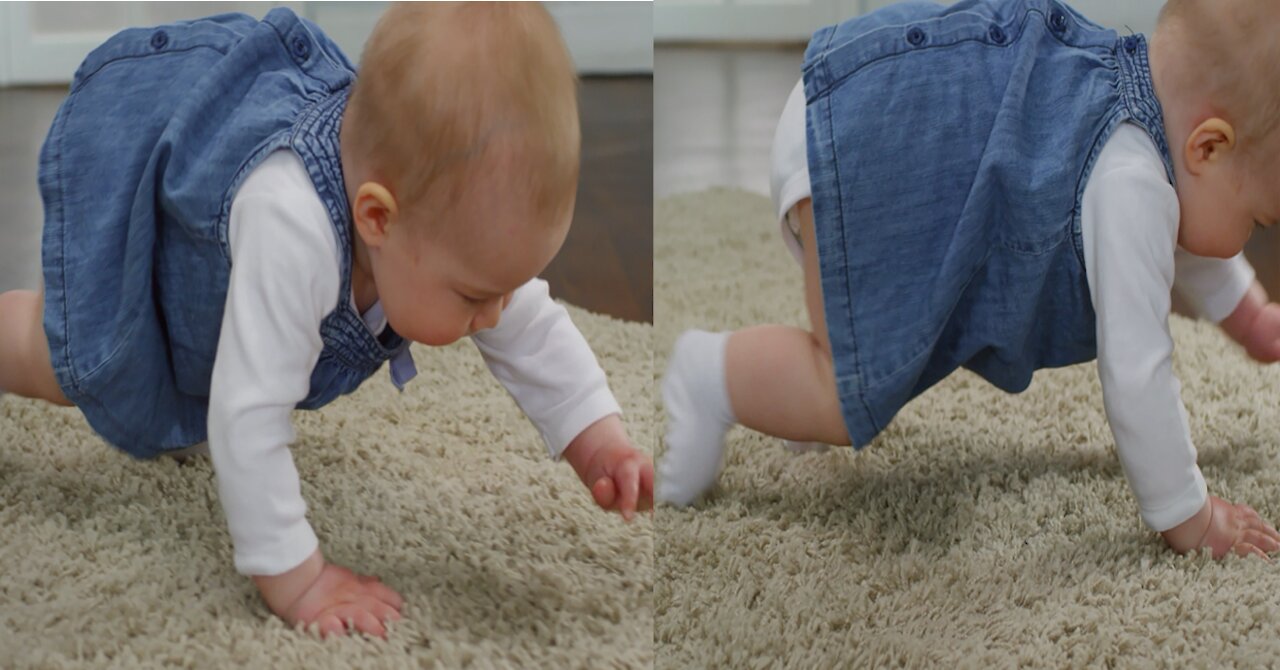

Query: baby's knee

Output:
[807, 334, 850, 446]
[816, 388, 851, 447]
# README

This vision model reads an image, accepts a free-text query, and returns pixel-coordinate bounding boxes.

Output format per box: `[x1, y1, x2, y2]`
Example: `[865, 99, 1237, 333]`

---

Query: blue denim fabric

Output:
[39, 8, 408, 458]
[802, 0, 1173, 448]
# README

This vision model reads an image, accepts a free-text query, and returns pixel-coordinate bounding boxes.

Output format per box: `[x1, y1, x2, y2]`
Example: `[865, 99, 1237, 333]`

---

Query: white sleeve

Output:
[208, 151, 341, 576]
[1173, 249, 1255, 323]
[1081, 130, 1206, 532]
[470, 279, 622, 459]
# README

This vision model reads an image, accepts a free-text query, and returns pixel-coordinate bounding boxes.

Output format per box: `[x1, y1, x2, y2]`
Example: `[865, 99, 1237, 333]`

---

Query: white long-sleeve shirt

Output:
[208, 150, 621, 576]
[1079, 123, 1252, 531]
[770, 79, 1253, 533]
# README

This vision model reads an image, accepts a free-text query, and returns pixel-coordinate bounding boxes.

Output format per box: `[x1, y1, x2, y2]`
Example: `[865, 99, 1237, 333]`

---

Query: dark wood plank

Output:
[542, 76, 654, 324]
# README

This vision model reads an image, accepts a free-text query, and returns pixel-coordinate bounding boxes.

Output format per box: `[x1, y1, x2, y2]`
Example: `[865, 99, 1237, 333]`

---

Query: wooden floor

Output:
[0, 75, 653, 323]
[654, 44, 1280, 313]
[542, 76, 653, 323]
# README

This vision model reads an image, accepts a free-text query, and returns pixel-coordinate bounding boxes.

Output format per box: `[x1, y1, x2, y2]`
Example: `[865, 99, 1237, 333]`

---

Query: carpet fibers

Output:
[656, 189, 1280, 668]
[0, 304, 653, 668]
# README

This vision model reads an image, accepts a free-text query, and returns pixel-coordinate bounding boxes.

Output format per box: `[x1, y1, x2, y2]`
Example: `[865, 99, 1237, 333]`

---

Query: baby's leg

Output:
[0, 290, 72, 405]
[725, 199, 849, 446]
[658, 199, 848, 506]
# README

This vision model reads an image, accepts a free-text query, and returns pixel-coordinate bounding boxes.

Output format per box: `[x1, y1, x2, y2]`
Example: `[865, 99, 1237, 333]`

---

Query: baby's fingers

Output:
[618, 457, 640, 521]
[1232, 541, 1271, 562]
[349, 608, 388, 639]
[592, 476, 617, 510]
[1241, 505, 1280, 543]
[370, 600, 402, 626]
[1242, 529, 1280, 555]
[313, 603, 390, 639]
[637, 459, 654, 513]
[312, 613, 348, 639]
[363, 580, 404, 612]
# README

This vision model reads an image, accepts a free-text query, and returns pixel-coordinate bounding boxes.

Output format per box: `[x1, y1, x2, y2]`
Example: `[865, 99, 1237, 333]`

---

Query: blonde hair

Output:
[1156, 0, 1280, 161]
[345, 2, 580, 226]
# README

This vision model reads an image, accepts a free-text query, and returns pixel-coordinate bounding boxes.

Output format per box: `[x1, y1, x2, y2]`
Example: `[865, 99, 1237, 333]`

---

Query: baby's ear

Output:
[352, 182, 399, 244]
[1184, 118, 1237, 171]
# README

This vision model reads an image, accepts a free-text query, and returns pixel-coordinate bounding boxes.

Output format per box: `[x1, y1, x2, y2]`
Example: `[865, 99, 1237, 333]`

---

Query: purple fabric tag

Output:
[389, 347, 417, 391]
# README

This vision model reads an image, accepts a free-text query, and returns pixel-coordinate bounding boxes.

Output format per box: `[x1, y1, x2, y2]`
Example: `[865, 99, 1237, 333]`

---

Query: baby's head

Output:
[1151, 0, 1280, 257]
[340, 2, 579, 345]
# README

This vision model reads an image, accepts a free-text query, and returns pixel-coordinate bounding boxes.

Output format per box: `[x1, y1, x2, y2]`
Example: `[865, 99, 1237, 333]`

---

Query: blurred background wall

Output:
[655, 0, 1163, 42]
[0, 1, 653, 85]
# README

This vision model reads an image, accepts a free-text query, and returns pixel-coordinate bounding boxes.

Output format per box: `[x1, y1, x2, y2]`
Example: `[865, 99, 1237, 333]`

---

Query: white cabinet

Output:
[0, 1, 651, 86]
[1, 2, 290, 85]
[656, 0, 1164, 43]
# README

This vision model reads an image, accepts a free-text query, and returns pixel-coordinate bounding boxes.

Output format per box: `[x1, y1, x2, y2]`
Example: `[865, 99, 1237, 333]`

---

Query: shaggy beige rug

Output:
[656, 189, 1280, 668]
[0, 305, 652, 668]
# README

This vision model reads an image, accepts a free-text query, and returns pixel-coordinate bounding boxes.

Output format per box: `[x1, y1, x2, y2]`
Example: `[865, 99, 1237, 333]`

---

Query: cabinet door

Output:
[656, 0, 864, 42]
[1, 1, 650, 85]
[657, 0, 1164, 43]
[2, 2, 291, 85]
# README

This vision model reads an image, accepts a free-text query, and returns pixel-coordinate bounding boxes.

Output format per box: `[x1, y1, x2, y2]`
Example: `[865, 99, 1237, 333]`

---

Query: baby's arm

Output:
[209, 151, 401, 637]
[1167, 256, 1280, 556]
[1081, 128, 1279, 556]
[470, 279, 653, 518]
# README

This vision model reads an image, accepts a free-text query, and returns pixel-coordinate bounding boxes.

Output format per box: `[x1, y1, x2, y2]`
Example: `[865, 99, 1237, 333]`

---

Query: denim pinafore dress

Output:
[39, 8, 410, 458]
[802, 0, 1175, 448]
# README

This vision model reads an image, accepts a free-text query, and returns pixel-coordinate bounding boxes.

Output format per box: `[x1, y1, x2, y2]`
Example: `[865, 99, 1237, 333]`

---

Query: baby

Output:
[0, 3, 653, 638]
[659, 0, 1280, 561]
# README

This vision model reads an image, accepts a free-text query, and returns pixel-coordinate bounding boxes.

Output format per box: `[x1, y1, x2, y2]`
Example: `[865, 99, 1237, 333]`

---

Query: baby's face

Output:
[371, 184, 571, 347]
[1175, 159, 1280, 258]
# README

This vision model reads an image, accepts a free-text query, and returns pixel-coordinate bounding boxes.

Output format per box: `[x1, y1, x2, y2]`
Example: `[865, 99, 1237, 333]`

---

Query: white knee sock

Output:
[657, 330, 736, 507]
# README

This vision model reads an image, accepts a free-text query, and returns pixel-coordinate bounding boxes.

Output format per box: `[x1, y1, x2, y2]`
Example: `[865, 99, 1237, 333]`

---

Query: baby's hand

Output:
[1221, 282, 1280, 362]
[253, 549, 403, 638]
[1161, 496, 1280, 560]
[1240, 301, 1280, 363]
[562, 414, 654, 521]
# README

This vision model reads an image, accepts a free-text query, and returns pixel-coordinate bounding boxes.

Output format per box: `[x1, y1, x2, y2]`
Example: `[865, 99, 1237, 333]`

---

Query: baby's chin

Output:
[387, 317, 466, 347]
[412, 330, 466, 347]
[1178, 228, 1247, 260]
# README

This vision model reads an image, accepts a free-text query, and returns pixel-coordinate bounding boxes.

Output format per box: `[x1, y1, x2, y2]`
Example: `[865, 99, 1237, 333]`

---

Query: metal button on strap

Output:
[989, 25, 1007, 44]
[150, 30, 169, 50]
[1050, 10, 1068, 33]
[907, 26, 926, 46]
[1124, 35, 1138, 53]
[290, 35, 310, 60]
